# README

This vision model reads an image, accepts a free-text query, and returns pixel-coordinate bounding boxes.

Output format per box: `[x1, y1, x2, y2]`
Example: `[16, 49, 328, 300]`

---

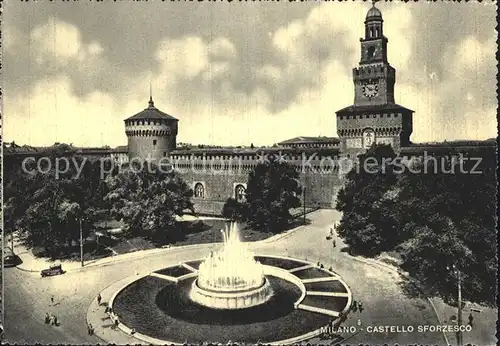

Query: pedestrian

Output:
[333, 239, 336, 248]
[105, 306, 109, 314]
[468, 312, 473, 326]
[97, 294, 102, 306]
[114, 318, 119, 329]
[44, 313, 50, 325]
[131, 328, 136, 335]
[87, 324, 93, 335]
[320, 263, 324, 269]
[328, 266, 333, 272]
[50, 296, 54, 304]
[352, 300, 358, 312]
[358, 301, 364, 313]
[317, 261, 320, 267]
[53, 315, 58, 326]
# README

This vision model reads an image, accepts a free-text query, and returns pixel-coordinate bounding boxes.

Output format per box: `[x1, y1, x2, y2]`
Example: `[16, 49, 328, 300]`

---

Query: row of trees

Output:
[336, 144, 497, 305]
[4, 156, 197, 257]
[4, 149, 303, 257]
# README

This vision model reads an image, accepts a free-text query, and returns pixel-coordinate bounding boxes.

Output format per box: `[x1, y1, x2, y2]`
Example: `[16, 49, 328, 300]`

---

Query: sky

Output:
[2, 0, 497, 147]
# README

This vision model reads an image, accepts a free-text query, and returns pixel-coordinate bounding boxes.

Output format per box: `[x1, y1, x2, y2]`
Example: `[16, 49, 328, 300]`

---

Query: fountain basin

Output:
[189, 222, 274, 309]
[190, 277, 273, 309]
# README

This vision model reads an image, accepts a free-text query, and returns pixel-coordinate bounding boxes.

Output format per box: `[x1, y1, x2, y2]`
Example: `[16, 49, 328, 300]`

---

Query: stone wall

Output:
[177, 160, 344, 216]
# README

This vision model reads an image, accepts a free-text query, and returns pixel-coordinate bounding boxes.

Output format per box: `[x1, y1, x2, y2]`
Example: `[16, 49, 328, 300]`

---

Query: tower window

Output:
[153, 140, 157, 145]
[164, 152, 167, 157]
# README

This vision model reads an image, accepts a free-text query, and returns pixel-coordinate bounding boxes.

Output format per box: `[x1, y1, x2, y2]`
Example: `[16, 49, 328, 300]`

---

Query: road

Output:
[3, 244, 220, 345]
[3, 209, 455, 345]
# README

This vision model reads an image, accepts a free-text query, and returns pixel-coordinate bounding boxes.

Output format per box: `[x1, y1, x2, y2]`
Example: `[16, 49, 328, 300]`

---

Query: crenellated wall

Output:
[171, 152, 345, 215]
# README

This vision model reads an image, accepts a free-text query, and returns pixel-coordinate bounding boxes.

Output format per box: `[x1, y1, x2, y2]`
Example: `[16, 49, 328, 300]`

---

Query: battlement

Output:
[353, 64, 395, 79]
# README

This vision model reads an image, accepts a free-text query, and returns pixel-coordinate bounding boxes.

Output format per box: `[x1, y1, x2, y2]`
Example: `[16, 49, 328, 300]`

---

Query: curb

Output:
[15, 266, 38, 273]
[14, 245, 217, 274]
[13, 212, 322, 274]
[347, 255, 450, 346]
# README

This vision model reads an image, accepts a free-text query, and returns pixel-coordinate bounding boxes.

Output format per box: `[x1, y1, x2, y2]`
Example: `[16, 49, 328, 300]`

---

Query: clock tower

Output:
[336, 3, 413, 157]
[354, 3, 394, 106]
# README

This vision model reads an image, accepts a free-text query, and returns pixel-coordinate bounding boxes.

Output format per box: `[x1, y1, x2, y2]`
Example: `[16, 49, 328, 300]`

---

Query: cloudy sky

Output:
[3, 1, 496, 147]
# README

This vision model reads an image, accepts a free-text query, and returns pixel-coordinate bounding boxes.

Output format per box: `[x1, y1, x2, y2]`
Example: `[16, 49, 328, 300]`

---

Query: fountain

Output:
[109, 220, 352, 343]
[189, 223, 273, 309]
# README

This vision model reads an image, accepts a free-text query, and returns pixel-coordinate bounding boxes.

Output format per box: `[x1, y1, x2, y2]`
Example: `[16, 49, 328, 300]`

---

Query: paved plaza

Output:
[3, 210, 497, 345]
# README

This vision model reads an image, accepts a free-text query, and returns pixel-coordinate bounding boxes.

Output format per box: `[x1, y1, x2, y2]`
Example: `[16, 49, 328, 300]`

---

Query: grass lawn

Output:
[31, 240, 114, 261]
[304, 280, 349, 293]
[28, 210, 311, 262]
[173, 219, 272, 246]
[254, 256, 307, 270]
[292, 267, 334, 280]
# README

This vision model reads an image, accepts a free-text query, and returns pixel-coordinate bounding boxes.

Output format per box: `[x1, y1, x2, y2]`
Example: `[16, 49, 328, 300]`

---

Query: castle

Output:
[4, 4, 495, 216]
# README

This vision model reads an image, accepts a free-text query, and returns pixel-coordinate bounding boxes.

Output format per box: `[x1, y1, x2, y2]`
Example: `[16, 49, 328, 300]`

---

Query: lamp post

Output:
[80, 217, 84, 267]
[303, 187, 307, 225]
[447, 263, 462, 346]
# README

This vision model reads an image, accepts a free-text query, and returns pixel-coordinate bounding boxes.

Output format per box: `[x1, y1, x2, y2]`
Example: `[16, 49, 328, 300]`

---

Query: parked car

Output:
[3, 247, 21, 267]
[40, 264, 64, 277]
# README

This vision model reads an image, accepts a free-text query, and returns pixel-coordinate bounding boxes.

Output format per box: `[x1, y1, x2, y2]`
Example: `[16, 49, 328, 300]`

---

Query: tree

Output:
[336, 144, 401, 255]
[395, 147, 497, 305]
[222, 198, 247, 222]
[3, 153, 105, 258]
[104, 162, 194, 242]
[244, 156, 302, 233]
[336, 143, 497, 305]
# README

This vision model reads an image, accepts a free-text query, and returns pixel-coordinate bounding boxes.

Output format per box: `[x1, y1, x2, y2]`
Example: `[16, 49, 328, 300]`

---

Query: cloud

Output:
[29, 17, 104, 66]
[208, 37, 237, 60]
[155, 36, 209, 81]
[3, 2, 497, 147]
[3, 76, 124, 147]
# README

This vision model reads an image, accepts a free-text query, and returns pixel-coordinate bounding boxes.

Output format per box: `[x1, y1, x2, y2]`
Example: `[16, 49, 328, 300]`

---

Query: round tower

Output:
[124, 96, 178, 162]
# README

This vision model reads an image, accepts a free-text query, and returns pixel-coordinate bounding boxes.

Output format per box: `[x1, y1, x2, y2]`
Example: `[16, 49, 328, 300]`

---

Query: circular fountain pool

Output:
[107, 224, 352, 344]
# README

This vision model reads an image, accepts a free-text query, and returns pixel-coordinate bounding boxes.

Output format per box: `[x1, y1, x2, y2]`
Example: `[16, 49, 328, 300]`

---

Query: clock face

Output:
[362, 80, 379, 98]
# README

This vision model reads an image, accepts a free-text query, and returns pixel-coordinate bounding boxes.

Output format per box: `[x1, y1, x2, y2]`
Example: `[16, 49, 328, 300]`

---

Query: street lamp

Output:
[10, 232, 14, 252]
[79, 217, 85, 267]
[446, 263, 462, 346]
[303, 187, 307, 225]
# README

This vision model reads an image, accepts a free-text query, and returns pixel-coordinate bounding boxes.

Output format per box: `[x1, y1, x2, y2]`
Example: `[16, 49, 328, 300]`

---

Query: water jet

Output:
[189, 223, 273, 309]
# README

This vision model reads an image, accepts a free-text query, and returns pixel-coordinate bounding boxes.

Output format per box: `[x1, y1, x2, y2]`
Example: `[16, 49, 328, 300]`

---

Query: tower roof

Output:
[366, 3, 382, 20]
[124, 97, 178, 121]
